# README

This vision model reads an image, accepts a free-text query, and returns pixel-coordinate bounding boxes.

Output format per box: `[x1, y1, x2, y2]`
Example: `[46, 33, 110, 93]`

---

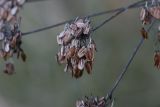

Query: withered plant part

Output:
[56, 18, 96, 78]
[0, 21, 26, 62]
[0, 0, 25, 23]
[154, 51, 160, 69]
[76, 96, 106, 107]
[0, 0, 26, 74]
[148, 6, 160, 19]
[140, 7, 152, 25]
[140, 27, 148, 39]
[139, 2, 160, 69]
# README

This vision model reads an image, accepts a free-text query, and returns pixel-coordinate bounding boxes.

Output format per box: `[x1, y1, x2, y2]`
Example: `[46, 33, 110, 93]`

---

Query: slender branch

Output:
[26, 0, 52, 3]
[22, 0, 156, 36]
[104, 20, 156, 106]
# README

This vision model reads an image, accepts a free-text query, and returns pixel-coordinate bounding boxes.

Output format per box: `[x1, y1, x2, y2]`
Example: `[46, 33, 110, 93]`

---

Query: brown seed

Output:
[140, 27, 148, 39]
[78, 46, 87, 58]
[73, 67, 83, 78]
[85, 62, 92, 74]
[66, 47, 75, 59]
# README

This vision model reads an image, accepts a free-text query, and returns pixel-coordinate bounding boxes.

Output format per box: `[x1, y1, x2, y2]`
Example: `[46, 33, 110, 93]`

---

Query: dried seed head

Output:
[0, 19, 26, 63]
[56, 18, 96, 78]
[3, 62, 15, 75]
[76, 96, 106, 107]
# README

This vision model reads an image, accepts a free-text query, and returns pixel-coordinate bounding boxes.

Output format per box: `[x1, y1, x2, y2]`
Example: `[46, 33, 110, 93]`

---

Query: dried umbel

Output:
[56, 18, 96, 78]
[0, 20, 26, 62]
[0, 0, 26, 74]
[76, 96, 106, 107]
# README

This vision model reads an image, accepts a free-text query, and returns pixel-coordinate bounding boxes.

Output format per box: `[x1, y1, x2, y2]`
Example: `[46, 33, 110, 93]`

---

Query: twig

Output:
[104, 20, 156, 106]
[22, 0, 156, 36]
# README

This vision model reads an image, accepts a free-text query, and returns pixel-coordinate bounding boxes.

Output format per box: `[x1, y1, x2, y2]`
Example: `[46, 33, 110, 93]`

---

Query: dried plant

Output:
[0, 0, 160, 107]
[0, 0, 26, 74]
[76, 96, 106, 107]
[56, 18, 96, 78]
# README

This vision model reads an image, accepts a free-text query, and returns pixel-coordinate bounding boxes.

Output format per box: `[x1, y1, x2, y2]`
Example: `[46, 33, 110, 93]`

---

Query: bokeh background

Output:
[0, 0, 160, 107]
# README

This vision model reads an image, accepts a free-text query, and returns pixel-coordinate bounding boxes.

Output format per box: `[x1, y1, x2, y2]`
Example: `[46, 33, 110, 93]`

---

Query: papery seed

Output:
[78, 59, 85, 70]
[11, 7, 18, 16]
[78, 46, 87, 58]
[140, 8, 146, 21]
[85, 62, 92, 74]
[4, 43, 10, 52]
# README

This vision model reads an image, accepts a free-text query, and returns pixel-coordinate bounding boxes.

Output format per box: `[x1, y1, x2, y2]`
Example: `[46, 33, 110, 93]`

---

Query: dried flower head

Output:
[3, 62, 15, 75]
[56, 18, 96, 78]
[0, 19, 26, 62]
[76, 96, 106, 107]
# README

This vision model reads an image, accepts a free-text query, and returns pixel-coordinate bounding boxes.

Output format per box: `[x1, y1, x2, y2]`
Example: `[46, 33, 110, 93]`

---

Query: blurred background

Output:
[0, 0, 160, 107]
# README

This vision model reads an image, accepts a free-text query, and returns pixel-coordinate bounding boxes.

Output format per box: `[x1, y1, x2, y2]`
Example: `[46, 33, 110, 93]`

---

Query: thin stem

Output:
[22, 0, 155, 36]
[104, 20, 156, 106]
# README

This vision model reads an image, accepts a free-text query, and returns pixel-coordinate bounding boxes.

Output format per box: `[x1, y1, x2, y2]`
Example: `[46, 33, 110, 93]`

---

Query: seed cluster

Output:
[140, 4, 160, 69]
[56, 18, 96, 78]
[76, 96, 106, 107]
[0, 0, 26, 74]
[0, 0, 25, 23]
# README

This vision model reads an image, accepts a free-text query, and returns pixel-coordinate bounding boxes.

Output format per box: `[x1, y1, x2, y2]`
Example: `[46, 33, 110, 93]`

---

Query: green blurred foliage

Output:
[0, 0, 160, 107]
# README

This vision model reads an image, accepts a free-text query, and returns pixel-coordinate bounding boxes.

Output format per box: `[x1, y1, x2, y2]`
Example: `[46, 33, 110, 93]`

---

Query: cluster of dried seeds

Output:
[0, 0, 26, 74]
[140, 2, 160, 69]
[0, 0, 25, 24]
[76, 96, 106, 107]
[56, 18, 96, 78]
[0, 20, 26, 62]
